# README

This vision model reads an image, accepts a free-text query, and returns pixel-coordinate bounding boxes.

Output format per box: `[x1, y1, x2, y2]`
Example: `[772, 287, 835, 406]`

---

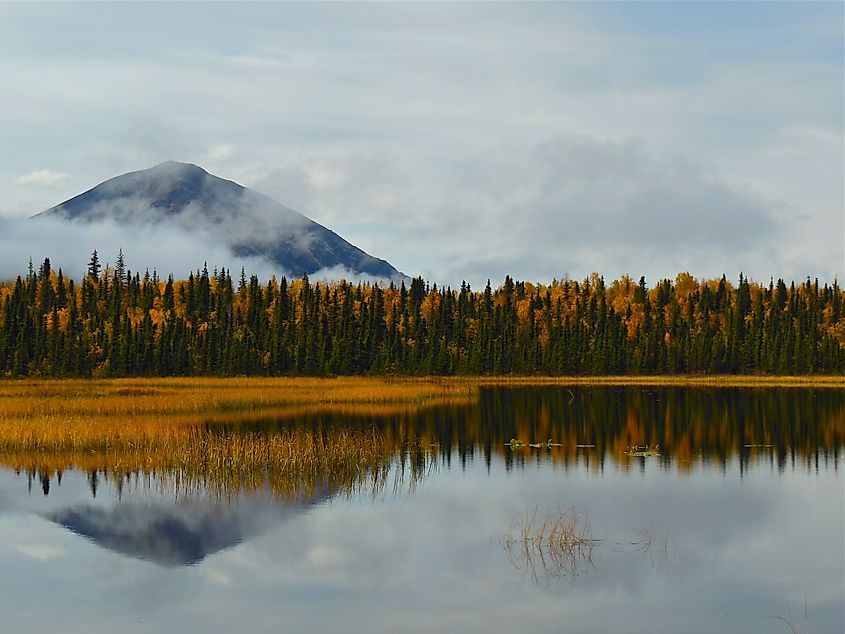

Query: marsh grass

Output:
[503, 506, 666, 584]
[0, 376, 474, 422]
[503, 507, 600, 582]
[0, 377, 462, 498]
[0, 376, 471, 452]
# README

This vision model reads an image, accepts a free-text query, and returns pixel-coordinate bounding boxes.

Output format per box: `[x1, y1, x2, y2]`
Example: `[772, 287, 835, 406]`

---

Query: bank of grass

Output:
[0, 377, 455, 492]
[0, 376, 471, 447]
[0, 376, 475, 420]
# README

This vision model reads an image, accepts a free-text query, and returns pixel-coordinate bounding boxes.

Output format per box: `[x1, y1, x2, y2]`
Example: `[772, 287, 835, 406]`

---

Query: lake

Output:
[0, 385, 842, 633]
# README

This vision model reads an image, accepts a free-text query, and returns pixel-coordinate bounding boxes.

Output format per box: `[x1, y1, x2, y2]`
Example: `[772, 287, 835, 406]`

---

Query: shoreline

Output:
[463, 375, 844, 388]
[1, 374, 842, 389]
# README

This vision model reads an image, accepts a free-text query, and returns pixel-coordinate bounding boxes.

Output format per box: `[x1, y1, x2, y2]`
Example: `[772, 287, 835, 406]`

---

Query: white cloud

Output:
[16, 169, 70, 187]
[309, 264, 399, 286]
[203, 144, 234, 162]
[202, 567, 233, 586]
[0, 3, 839, 286]
[238, 135, 823, 288]
[0, 214, 281, 283]
[15, 543, 64, 561]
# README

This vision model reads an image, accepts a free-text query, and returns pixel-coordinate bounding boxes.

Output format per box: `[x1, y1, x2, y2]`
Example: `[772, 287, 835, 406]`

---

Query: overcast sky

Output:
[0, 2, 842, 288]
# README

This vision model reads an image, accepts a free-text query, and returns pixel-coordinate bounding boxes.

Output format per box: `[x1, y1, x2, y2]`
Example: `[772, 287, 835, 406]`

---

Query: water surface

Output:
[1, 386, 842, 633]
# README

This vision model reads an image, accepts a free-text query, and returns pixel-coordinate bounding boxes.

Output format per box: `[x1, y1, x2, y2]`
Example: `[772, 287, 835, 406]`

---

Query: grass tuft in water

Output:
[503, 506, 667, 584]
[503, 507, 600, 582]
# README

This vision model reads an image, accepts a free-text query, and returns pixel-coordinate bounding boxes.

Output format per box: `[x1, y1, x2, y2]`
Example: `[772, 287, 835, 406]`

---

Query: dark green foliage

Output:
[0, 254, 843, 377]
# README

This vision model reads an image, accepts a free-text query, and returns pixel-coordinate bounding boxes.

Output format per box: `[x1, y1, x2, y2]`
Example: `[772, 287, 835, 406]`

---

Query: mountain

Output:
[34, 161, 404, 280]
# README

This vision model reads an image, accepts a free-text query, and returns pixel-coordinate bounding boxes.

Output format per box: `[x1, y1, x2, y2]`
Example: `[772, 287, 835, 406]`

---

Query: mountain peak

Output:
[153, 160, 201, 168]
[147, 160, 209, 176]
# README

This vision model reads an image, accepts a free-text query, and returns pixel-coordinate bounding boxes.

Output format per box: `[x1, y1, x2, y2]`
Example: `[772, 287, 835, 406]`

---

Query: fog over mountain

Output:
[30, 161, 405, 282]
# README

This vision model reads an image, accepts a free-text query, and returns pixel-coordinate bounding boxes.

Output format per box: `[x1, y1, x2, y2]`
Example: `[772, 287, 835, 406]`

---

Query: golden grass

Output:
[0, 376, 474, 420]
[0, 376, 472, 451]
[0, 377, 457, 497]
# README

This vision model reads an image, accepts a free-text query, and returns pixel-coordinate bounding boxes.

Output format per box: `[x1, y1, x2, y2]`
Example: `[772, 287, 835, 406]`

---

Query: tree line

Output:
[1, 251, 843, 377]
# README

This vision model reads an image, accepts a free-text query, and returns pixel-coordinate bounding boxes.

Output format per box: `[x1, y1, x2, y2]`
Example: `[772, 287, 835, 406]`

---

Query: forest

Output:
[1, 251, 843, 377]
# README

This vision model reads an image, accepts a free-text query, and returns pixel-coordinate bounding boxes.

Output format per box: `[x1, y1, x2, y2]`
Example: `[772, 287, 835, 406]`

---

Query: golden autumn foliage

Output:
[1, 264, 843, 377]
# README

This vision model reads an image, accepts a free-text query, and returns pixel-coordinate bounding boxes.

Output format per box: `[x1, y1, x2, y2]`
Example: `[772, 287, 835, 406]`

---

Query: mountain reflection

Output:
[45, 484, 334, 566]
[49, 503, 255, 566]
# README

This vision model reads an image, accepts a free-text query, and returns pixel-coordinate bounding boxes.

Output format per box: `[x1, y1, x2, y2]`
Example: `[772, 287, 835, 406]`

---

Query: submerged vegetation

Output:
[623, 444, 662, 457]
[507, 438, 563, 449]
[1, 255, 843, 377]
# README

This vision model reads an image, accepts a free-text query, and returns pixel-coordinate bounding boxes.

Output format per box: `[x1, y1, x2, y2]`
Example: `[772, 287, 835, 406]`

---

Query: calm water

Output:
[1, 386, 842, 633]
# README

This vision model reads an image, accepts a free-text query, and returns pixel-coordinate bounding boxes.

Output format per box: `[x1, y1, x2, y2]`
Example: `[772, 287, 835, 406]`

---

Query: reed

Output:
[503, 507, 599, 582]
[0, 378, 461, 498]
[502, 506, 664, 583]
[0, 377, 471, 453]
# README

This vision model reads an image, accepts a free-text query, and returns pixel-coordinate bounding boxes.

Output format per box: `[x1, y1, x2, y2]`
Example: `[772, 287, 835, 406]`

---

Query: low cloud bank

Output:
[0, 215, 390, 285]
[16, 169, 71, 187]
[243, 134, 832, 287]
[0, 214, 274, 281]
